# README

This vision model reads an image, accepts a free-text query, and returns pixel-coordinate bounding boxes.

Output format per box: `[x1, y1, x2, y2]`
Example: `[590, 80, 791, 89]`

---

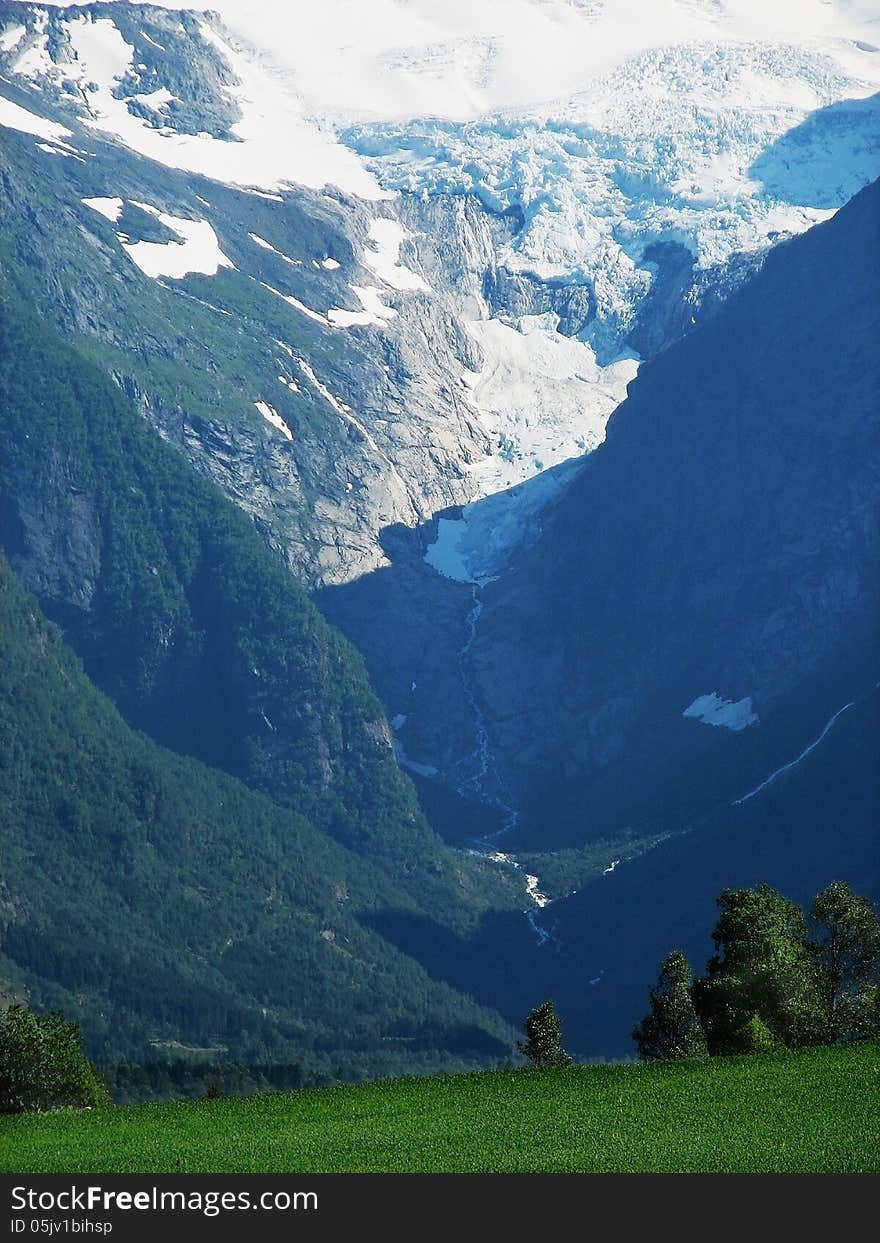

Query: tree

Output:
[632, 951, 708, 1060]
[809, 881, 880, 1043]
[693, 885, 822, 1054]
[518, 1001, 573, 1068]
[0, 1005, 109, 1114]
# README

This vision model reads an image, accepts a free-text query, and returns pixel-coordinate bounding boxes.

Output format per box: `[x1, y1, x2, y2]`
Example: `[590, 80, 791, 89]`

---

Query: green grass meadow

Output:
[3, 1044, 878, 1174]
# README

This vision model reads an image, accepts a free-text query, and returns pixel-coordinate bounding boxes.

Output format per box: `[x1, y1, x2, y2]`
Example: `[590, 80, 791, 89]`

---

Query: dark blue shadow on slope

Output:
[748, 89, 880, 210]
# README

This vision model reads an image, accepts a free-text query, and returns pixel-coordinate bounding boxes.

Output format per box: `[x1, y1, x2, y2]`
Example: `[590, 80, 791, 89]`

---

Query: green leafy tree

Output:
[633, 951, 708, 1060]
[0, 1005, 109, 1114]
[808, 882, 880, 1043]
[518, 1001, 573, 1068]
[693, 885, 822, 1054]
[730, 1014, 780, 1054]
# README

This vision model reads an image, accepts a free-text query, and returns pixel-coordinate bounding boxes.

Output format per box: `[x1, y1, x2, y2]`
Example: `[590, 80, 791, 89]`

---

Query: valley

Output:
[0, 0, 878, 1078]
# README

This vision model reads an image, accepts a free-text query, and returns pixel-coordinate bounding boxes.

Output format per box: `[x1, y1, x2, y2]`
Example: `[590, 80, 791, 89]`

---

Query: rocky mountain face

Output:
[0, 2, 497, 589]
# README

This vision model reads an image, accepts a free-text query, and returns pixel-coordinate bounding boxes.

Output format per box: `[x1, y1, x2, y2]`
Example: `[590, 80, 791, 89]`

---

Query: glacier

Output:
[2, 1, 879, 587]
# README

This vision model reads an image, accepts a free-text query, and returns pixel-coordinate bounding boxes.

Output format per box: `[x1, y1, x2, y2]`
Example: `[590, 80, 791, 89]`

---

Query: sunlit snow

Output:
[261, 281, 328, 326]
[254, 400, 293, 441]
[364, 218, 430, 292]
[248, 233, 301, 266]
[82, 196, 124, 223]
[25, 13, 389, 199]
[132, 87, 177, 113]
[0, 93, 73, 144]
[0, 24, 25, 52]
[328, 284, 398, 328]
[119, 206, 235, 279]
[97, 1, 880, 124]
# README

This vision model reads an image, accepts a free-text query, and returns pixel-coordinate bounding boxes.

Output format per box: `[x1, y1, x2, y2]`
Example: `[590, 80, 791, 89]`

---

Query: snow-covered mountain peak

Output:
[6, 2, 877, 125]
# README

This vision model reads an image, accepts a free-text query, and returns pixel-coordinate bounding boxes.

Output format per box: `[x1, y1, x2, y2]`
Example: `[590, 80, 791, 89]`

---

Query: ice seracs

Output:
[424, 317, 638, 583]
[117, 0, 880, 124]
[683, 693, 759, 731]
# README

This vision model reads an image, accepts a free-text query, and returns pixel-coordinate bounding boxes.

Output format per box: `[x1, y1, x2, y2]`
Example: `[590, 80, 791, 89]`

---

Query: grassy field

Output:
[3, 1045, 878, 1174]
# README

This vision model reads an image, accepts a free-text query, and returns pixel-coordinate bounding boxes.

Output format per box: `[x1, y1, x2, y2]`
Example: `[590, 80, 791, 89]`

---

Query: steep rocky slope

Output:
[0, 275, 524, 1073]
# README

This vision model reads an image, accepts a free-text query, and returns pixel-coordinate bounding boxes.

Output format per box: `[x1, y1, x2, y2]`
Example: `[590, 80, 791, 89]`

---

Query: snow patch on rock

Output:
[329, 284, 398, 328]
[364, 218, 430, 292]
[82, 195, 124, 223]
[683, 692, 759, 731]
[0, 93, 73, 144]
[122, 210, 235, 279]
[254, 400, 293, 440]
[249, 233, 301, 265]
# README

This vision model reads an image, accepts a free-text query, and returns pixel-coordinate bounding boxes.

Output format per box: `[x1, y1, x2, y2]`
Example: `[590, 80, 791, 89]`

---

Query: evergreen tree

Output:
[693, 885, 822, 1053]
[518, 1001, 573, 1068]
[809, 882, 880, 1043]
[632, 951, 708, 1060]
